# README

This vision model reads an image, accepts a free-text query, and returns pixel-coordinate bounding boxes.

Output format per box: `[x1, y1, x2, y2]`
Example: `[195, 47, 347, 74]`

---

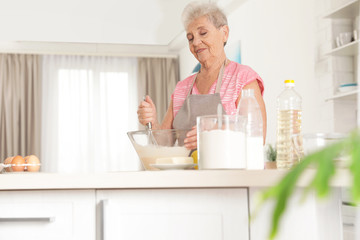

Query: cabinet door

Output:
[249, 187, 343, 240]
[0, 190, 95, 240]
[342, 204, 360, 240]
[97, 188, 249, 240]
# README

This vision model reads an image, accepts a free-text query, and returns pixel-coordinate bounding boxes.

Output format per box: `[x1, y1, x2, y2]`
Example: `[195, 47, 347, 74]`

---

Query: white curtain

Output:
[41, 55, 141, 173]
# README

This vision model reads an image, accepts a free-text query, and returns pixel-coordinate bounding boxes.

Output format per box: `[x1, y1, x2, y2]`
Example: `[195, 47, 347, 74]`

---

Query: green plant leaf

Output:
[349, 130, 360, 202]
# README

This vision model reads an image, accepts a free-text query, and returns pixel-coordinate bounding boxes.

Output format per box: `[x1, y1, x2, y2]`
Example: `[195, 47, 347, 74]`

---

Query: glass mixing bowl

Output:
[127, 129, 192, 170]
[302, 133, 346, 155]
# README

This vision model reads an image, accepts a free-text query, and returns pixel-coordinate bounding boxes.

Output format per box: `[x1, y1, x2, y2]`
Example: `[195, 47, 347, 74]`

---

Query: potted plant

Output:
[265, 144, 277, 169]
[257, 129, 360, 239]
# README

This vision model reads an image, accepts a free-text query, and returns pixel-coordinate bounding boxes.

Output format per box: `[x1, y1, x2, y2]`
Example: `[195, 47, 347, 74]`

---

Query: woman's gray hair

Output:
[181, 1, 228, 30]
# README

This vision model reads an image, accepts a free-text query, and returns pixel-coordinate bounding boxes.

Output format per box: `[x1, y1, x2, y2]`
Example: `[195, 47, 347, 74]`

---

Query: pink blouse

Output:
[171, 61, 264, 117]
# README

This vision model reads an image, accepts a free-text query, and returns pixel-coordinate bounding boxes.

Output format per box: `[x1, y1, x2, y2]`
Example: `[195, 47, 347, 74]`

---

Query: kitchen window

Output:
[41, 55, 141, 173]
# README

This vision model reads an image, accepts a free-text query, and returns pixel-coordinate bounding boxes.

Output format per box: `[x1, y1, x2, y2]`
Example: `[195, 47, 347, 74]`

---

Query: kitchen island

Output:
[0, 170, 354, 240]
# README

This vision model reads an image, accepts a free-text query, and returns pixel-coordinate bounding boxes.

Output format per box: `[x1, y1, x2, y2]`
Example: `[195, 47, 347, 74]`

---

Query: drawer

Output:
[341, 204, 360, 240]
[0, 190, 95, 240]
[342, 204, 359, 218]
[0, 202, 73, 239]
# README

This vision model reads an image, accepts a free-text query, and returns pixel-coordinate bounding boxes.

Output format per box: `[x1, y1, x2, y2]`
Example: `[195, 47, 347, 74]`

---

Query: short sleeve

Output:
[242, 66, 264, 96]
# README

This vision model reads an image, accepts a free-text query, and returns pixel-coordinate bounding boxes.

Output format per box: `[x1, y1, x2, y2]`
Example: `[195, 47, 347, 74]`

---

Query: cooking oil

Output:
[276, 80, 303, 169]
[276, 109, 303, 168]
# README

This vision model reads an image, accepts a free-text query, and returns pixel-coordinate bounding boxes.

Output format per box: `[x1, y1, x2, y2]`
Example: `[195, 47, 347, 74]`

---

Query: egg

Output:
[11, 155, 25, 172]
[4, 156, 14, 172]
[4, 156, 13, 164]
[26, 155, 41, 172]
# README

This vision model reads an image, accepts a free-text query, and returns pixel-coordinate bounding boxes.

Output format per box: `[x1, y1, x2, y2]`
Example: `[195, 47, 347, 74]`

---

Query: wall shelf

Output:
[325, 89, 359, 101]
[323, 0, 359, 19]
[319, 0, 360, 132]
[325, 40, 359, 56]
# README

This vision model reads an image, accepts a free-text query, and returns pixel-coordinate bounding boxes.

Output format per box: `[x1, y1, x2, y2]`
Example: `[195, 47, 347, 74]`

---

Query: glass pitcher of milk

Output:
[197, 115, 246, 169]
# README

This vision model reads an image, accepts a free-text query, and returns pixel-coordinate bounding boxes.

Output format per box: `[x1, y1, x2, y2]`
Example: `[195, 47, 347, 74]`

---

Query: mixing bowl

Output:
[127, 129, 192, 170]
[302, 133, 346, 155]
[292, 133, 346, 159]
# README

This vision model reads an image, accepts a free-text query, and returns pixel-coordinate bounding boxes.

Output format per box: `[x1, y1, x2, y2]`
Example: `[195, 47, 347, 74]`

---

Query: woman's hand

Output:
[137, 96, 159, 128]
[184, 126, 197, 150]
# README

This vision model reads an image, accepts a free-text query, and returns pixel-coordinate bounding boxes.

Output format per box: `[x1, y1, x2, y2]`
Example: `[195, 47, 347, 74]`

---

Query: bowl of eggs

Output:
[1, 155, 41, 173]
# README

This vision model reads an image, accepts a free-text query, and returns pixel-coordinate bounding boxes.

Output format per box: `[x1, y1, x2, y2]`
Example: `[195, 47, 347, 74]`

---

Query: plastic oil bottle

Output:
[276, 80, 303, 169]
[237, 89, 264, 169]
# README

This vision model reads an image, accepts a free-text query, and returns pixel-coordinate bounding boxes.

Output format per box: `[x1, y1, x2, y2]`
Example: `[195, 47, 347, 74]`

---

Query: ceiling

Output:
[0, 0, 242, 48]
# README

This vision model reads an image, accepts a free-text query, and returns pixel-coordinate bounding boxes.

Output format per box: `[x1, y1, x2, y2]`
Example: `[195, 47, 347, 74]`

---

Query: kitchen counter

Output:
[0, 169, 352, 190]
[0, 169, 350, 240]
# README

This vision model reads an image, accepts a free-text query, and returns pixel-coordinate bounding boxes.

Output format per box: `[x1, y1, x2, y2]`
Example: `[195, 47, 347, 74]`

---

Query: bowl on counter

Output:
[301, 133, 348, 167]
[302, 133, 345, 155]
[127, 129, 193, 170]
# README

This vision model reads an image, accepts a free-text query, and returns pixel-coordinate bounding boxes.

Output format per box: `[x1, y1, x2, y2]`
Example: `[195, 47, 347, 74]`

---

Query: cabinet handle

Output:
[99, 200, 108, 240]
[0, 217, 55, 222]
[342, 201, 357, 206]
[343, 222, 355, 227]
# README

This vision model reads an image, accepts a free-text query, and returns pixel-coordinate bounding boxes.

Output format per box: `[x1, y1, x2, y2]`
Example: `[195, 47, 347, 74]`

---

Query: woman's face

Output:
[186, 16, 228, 65]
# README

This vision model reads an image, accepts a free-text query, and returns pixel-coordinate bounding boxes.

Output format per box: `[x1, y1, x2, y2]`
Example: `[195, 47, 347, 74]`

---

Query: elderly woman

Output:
[138, 2, 266, 149]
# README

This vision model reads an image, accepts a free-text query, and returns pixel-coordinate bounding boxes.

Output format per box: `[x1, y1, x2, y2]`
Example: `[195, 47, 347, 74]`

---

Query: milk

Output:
[246, 136, 264, 170]
[199, 129, 246, 169]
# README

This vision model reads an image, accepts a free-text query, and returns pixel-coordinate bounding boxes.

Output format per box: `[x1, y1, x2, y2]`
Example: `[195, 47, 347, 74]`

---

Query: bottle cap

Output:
[284, 79, 295, 87]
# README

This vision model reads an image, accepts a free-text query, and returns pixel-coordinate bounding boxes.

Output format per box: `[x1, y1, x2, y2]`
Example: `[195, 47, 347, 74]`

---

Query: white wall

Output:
[179, 45, 198, 80]
[0, 0, 194, 46]
[178, 0, 320, 145]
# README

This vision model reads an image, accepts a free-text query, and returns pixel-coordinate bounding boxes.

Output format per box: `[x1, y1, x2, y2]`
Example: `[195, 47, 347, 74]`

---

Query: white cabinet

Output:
[0, 190, 96, 240]
[249, 187, 343, 240]
[96, 188, 249, 240]
[341, 188, 360, 240]
[342, 204, 360, 239]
